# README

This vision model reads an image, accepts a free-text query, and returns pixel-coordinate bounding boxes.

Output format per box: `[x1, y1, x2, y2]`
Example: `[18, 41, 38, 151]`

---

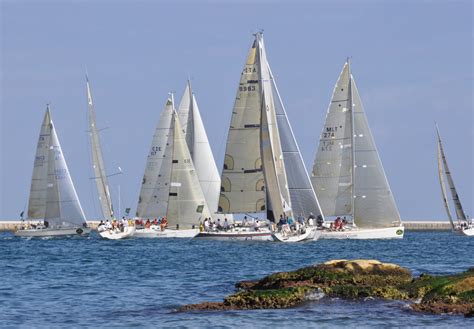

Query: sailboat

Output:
[15, 105, 91, 237]
[177, 80, 223, 216]
[436, 125, 473, 236]
[86, 77, 135, 239]
[311, 61, 404, 239]
[134, 94, 208, 238]
[196, 32, 323, 242]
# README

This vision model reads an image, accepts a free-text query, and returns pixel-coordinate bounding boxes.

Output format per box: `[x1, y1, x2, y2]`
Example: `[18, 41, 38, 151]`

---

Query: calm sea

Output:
[1, 231, 472, 328]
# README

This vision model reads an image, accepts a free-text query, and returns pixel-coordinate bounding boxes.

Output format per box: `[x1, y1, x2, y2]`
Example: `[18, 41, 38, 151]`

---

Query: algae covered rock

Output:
[179, 259, 473, 316]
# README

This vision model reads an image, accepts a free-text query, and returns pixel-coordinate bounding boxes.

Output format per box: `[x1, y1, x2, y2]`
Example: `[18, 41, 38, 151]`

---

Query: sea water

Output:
[1, 231, 472, 328]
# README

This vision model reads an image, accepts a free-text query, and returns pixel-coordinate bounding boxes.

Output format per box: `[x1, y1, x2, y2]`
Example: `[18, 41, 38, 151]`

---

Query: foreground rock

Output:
[179, 260, 474, 316]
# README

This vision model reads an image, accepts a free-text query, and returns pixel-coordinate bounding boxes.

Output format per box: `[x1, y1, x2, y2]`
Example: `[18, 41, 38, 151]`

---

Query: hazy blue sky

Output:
[1, 0, 472, 220]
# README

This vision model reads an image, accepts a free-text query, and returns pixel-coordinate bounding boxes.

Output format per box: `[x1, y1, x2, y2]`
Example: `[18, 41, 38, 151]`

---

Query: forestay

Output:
[87, 78, 114, 220]
[45, 116, 87, 228]
[27, 108, 52, 219]
[178, 81, 221, 215]
[219, 38, 266, 214]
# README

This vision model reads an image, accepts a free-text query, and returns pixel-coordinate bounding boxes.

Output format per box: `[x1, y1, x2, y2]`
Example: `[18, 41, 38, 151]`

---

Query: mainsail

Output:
[219, 32, 323, 221]
[312, 61, 401, 228]
[44, 110, 87, 228]
[137, 96, 211, 228]
[218, 36, 266, 214]
[86, 77, 114, 220]
[178, 81, 221, 214]
[436, 125, 466, 224]
[27, 107, 52, 219]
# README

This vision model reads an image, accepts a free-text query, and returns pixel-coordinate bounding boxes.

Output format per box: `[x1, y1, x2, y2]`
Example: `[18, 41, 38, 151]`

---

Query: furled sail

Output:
[178, 81, 221, 215]
[136, 98, 174, 219]
[312, 62, 401, 228]
[45, 114, 87, 228]
[268, 67, 324, 219]
[218, 37, 266, 214]
[312, 63, 353, 217]
[436, 126, 466, 222]
[87, 77, 114, 220]
[27, 107, 52, 219]
[168, 107, 211, 228]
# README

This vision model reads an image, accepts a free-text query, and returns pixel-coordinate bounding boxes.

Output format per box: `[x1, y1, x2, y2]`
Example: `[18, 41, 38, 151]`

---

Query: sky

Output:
[1, 0, 472, 221]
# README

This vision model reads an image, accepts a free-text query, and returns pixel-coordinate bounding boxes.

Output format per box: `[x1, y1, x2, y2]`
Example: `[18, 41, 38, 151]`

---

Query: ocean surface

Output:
[1, 231, 472, 328]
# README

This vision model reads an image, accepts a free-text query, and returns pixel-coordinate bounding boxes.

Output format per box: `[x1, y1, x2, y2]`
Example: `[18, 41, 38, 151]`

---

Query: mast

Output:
[86, 76, 114, 220]
[436, 125, 466, 221]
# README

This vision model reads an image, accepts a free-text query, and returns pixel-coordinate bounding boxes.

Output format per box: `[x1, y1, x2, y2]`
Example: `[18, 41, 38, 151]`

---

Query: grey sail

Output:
[436, 126, 466, 221]
[178, 81, 221, 215]
[312, 63, 353, 217]
[437, 129, 455, 229]
[268, 67, 324, 219]
[87, 77, 114, 220]
[350, 71, 401, 228]
[312, 62, 401, 228]
[27, 107, 52, 219]
[168, 108, 211, 228]
[219, 37, 266, 214]
[136, 98, 174, 219]
[45, 115, 87, 228]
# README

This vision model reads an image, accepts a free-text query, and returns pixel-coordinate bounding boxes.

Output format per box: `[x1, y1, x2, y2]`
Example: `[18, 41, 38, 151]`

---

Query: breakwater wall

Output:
[0, 220, 452, 232]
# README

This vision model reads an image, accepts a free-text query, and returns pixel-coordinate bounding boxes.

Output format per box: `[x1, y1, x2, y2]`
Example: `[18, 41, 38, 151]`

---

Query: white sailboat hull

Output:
[319, 226, 404, 240]
[272, 227, 321, 243]
[98, 226, 135, 240]
[15, 227, 91, 237]
[134, 227, 199, 238]
[195, 228, 274, 241]
[457, 227, 474, 236]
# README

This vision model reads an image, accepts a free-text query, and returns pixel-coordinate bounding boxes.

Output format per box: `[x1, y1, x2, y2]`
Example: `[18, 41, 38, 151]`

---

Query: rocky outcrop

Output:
[179, 260, 474, 316]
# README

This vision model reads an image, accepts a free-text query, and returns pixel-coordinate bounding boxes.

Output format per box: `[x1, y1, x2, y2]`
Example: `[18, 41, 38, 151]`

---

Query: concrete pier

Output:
[0, 220, 452, 232]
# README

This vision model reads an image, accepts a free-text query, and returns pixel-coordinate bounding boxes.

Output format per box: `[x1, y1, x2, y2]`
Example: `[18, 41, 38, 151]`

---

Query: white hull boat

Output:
[98, 226, 135, 240]
[319, 226, 404, 240]
[459, 228, 474, 236]
[195, 228, 273, 241]
[272, 227, 320, 243]
[134, 226, 199, 238]
[15, 226, 91, 237]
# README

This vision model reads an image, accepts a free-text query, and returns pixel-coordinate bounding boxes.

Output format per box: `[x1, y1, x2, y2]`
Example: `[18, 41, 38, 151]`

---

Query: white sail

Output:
[178, 81, 221, 215]
[87, 77, 114, 220]
[218, 37, 266, 214]
[436, 126, 466, 221]
[27, 107, 52, 219]
[136, 98, 174, 219]
[45, 116, 87, 228]
[268, 68, 324, 219]
[168, 108, 211, 228]
[312, 62, 401, 228]
[312, 63, 353, 217]
[437, 132, 455, 229]
[258, 33, 291, 220]
[351, 76, 401, 228]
